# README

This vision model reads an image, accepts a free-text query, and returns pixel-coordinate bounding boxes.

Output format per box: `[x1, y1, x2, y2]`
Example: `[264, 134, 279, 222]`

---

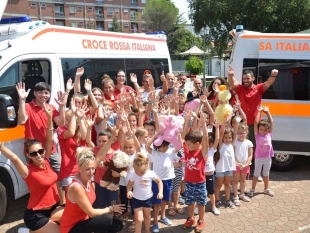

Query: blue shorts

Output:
[215, 171, 233, 178]
[184, 182, 207, 206]
[61, 175, 75, 187]
[152, 179, 172, 204]
[131, 197, 153, 209]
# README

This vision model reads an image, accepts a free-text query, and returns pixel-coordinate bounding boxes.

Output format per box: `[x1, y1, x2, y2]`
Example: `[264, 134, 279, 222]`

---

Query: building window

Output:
[88, 7, 93, 11]
[108, 23, 113, 31]
[141, 0, 146, 3]
[69, 6, 76, 13]
[131, 23, 138, 33]
[71, 21, 77, 27]
[41, 4, 46, 8]
[123, 9, 128, 13]
[55, 20, 65, 26]
[31, 3, 36, 7]
[107, 8, 113, 15]
[142, 24, 146, 31]
[130, 11, 137, 20]
[77, 6, 83, 11]
[131, 0, 138, 3]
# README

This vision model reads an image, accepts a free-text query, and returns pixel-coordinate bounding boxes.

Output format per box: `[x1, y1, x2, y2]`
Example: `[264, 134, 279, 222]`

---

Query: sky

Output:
[170, 0, 191, 23]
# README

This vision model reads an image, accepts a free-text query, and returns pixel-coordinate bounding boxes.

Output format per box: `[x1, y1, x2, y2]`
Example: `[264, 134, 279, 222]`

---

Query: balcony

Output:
[54, 12, 65, 18]
[54, 0, 64, 2]
[95, 0, 104, 5]
[95, 14, 104, 20]
[130, 1, 138, 6]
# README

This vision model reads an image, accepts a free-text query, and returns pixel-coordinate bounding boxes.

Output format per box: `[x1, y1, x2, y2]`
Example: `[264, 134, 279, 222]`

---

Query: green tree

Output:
[111, 14, 123, 32]
[188, 0, 310, 58]
[144, 0, 179, 32]
[184, 56, 203, 75]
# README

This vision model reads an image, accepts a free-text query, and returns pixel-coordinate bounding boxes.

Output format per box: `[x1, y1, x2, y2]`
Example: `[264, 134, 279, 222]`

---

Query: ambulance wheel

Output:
[271, 153, 297, 171]
[0, 182, 8, 224]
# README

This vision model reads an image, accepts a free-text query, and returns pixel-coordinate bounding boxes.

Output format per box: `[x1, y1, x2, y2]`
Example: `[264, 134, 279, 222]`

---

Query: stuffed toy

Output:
[214, 85, 233, 125]
[154, 115, 184, 150]
[100, 151, 131, 191]
[184, 98, 200, 112]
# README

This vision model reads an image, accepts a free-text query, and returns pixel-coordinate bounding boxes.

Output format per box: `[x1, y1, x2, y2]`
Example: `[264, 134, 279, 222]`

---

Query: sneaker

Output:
[178, 196, 185, 205]
[183, 217, 196, 229]
[233, 197, 241, 206]
[195, 219, 205, 232]
[159, 217, 172, 226]
[258, 176, 263, 182]
[215, 200, 221, 208]
[212, 207, 220, 216]
[194, 206, 199, 215]
[18, 228, 30, 233]
[225, 200, 235, 209]
[152, 223, 160, 233]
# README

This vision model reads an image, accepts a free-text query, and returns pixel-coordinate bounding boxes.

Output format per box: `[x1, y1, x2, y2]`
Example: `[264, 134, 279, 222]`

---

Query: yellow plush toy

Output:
[214, 85, 233, 125]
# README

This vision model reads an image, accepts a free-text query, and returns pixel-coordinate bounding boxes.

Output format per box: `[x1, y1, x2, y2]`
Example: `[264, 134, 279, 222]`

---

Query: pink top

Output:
[255, 132, 274, 158]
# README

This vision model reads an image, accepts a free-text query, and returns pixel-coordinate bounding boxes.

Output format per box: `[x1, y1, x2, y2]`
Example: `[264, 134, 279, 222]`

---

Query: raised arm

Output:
[54, 91, 68, 126]
[160, 72, 168, 95]
[263, 105, 273, 133]
[200, 113, 209, 159]
[227, 67, 237, 90]
[16, 82, 30, 125]
[74, 67, 84, 93]
[84, 79, 98, 115]
[76, 109, 87, 140]
[85, 116, 95, 149]
[145, 132, 159, 154]
[264, 69, 278, 91]
[254, 105, 263, 136]
[181, 110, 192, 140]
[234, 100, 247, 124]
[43, 102, 54, 159]
[130, 73, 140, 92]
[212, 120, 220, 149]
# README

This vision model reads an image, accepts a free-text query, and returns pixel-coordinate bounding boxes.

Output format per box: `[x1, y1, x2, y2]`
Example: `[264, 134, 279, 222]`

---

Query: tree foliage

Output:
[144, 0, 179, 32]
[111, 14, 123, 32]
[184, 56, 204, 74]
[188, 0, 310, 58]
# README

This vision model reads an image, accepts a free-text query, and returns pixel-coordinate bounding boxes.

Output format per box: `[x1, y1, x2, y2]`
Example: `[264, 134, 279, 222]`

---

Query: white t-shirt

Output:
[119, 152, 136, 186]
[148, 149, 178, 180]
[204, 147, 216, 172]
[216, 143, 236, 172]
[128, 169, 158, 200]
[234, 139, 253, 164]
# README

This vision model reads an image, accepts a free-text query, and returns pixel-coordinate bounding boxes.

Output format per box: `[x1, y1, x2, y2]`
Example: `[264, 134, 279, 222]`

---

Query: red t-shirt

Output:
[57, 126, 86, 180]
[113, 85, 134, 100]
[24, 158, 59, 210]
[60, 179, 96, 233]
[183, 143, 206, 183]
[93, 148, 114, 184]
[24, 100, 60, 154]
[235, 83, 265, 125]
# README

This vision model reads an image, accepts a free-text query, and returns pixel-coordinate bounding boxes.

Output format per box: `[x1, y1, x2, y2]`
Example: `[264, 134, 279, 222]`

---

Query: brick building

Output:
[3, 0, 148, 33]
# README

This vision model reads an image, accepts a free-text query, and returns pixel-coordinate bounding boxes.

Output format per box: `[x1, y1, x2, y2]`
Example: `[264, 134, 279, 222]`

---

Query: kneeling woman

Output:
[0, 103, 63, 233]
[60, 125, 125, 233]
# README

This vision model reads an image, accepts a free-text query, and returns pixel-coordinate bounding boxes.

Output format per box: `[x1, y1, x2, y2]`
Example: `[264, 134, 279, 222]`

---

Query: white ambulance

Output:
[229, 26, 310, 171]
[0, 4, 171, 222]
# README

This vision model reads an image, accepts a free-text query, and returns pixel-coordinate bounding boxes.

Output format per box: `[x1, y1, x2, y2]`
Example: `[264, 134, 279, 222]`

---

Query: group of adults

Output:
[0, 66, 277, 233]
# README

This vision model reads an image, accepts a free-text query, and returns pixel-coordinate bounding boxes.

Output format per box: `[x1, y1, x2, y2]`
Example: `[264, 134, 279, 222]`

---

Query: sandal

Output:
[168, 207, 176, 216]
[127, 222, 135, 232]
[239, 194, 250, 202]
[233, 197, 240, 206]
[247, 188, 255, 197]
[121, 215, 129, 227]
[215, 200, 221, 208]
[264, 189, 275, 197]
[225, 200, 235, 209]
[174, 207, 185, 214]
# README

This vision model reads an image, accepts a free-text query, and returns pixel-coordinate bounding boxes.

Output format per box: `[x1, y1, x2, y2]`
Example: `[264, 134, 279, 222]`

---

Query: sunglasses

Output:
[28, 148, 45, 157]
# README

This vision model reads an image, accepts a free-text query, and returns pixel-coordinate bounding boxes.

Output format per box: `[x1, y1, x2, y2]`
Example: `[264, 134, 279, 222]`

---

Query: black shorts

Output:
[23, 204, 58, 231]
[205, 173, 215, 195]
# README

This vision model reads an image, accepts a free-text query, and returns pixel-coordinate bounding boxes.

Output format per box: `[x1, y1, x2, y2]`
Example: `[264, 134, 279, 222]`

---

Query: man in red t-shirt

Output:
[227, 68, 278, 144]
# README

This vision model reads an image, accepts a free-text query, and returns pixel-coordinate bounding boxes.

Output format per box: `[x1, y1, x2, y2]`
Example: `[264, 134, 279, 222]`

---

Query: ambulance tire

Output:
[271, 154, 297, 171]
[0, 182, 8, 224]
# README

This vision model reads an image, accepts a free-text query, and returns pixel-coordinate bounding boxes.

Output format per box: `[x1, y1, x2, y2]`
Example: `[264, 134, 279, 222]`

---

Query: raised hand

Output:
[107, 123, 117, 138]
[257, 105, 264, 112]
[84, 79, 92, 92]
[16, 82, 30, 101]
[153, 102, 159, 113]
[76, 108, 85, 119]
[227, 66, 234, 77]
[86, 115, 94, 128]
[160, 71, 166, 82]
[235, 115, 243, 123]
[262, 105, 269, 112]
[76, 67, 84, 77]
[54, 91, 67, 107]
[200, 95, 208, 104]
[271, 69, 278, 77]
[213, 118, 219, 128]
[203, 88, 211, 98]
[66, 78, 74, 92]
[130, 73, 137, 84]
[42, 102, 52, 119]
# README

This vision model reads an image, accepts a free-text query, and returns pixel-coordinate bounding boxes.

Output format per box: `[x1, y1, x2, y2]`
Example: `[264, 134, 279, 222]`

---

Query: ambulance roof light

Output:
[0, 16, 32, 24]
[145, 31, 165, 35]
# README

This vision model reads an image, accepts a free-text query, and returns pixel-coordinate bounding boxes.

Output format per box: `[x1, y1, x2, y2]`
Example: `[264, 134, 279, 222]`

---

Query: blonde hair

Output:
[102, 74, 111, 81]
[238, 123, 248, 131]
[102, 78, 114, 87]
[135, 127, 147, 138]
[75, 147, 95, 168]
[133, 153, 149, 168]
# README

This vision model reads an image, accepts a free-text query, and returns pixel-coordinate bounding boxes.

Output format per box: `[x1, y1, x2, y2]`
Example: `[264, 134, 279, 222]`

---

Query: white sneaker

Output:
[194, 207, 199, 215]
[212, 207, 220, 216]
[18, 227, 30, 233]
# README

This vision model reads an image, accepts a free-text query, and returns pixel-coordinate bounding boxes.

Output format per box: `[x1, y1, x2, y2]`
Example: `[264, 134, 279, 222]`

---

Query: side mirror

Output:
[0, 94, 17, 128]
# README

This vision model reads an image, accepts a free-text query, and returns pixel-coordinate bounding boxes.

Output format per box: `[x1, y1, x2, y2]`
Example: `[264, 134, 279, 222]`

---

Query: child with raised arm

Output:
[145, 131, 182, 233]
[127, 154, 163, 233]
[232, 123, 253, 206]
[214, 116, 240, 209]
[182, 113, 209, 233]
[248, 105, 275, 197]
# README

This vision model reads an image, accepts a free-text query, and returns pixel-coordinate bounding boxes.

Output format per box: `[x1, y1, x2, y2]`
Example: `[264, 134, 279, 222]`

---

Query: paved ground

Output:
[1, 156, 310, 233]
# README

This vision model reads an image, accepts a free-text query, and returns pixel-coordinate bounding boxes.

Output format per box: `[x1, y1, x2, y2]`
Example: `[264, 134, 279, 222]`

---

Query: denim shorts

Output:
[215, 170, 233, 178]
[152, 179, 172, 204]
[61, 175, 76, 187]
[184, 182, 207, 206]
[131, 197, 153, 209]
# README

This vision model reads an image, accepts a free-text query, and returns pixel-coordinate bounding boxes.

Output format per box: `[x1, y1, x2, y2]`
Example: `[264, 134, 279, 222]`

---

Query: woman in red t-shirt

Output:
[60, 126, 125, 233]
[0, 104, 63, 233]
[113, 70, 134, 100]
[102, 77, 117, 107]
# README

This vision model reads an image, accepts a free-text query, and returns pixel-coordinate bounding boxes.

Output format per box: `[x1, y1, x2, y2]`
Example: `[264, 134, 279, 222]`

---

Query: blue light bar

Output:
[0, 16, 32, 24]
[145, 31, 165, 35]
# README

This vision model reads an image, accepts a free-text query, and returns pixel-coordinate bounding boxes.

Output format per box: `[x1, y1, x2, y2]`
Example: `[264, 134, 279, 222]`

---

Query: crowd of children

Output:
[0, 67, 279, 233]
